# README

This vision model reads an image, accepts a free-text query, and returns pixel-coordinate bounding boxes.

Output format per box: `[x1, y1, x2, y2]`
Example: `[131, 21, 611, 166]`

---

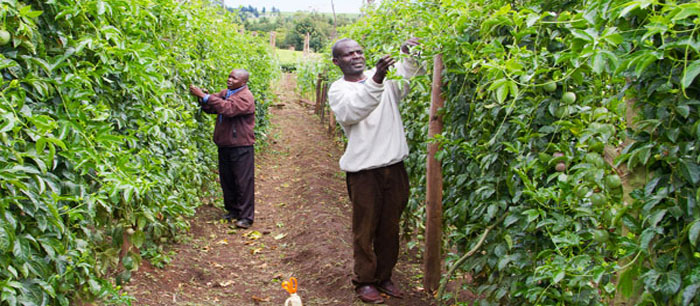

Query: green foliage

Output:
[0, 0, 278, 304]
[330, 0, 700, 304]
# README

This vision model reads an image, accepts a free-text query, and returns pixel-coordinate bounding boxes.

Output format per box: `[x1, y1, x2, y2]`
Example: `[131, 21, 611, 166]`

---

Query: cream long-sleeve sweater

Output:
[328, 57, 425, 172]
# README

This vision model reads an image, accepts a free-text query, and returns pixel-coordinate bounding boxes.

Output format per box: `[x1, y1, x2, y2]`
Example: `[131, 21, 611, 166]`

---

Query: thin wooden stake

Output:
[315, 74, 323, 114]
[320, 82, 329, 122]
[424, 53, 445, 293]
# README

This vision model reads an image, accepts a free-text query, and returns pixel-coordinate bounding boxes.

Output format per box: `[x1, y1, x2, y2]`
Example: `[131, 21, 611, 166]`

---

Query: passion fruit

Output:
[605, 174, 622, 189]
[562, 91, 577, 104]
[590, 193, 606, 206]
[585, 152, 605, 168]
[543, 82, 557, 92]
[555, 162, 567, 172]
[0, 30, 10, 46]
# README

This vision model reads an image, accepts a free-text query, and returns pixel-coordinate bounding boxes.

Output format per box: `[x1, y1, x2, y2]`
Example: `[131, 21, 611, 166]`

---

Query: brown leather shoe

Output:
[356, 285, 385, 304]
[377, 280, 404, 298]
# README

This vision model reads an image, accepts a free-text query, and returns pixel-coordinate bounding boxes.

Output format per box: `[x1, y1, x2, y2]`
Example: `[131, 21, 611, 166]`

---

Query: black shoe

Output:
[234, 219, 252, 229]
[222, 212, 238, 222]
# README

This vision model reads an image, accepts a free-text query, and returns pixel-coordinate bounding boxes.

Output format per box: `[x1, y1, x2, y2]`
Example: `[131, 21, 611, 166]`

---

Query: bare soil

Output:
[125, 74, 436, 305]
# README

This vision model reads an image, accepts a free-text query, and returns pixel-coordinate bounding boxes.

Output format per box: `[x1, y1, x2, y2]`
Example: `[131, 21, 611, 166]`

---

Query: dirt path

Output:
[125, 74, 435, 305]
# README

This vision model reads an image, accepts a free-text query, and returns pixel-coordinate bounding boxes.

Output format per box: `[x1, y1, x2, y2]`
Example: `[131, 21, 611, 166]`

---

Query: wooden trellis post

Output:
[315, 74, 323, 114]
[320, 82, 329, 122]
[303, 33, 310, 56]
[270, 31, 276, 48]
[424, 54, 445, 292]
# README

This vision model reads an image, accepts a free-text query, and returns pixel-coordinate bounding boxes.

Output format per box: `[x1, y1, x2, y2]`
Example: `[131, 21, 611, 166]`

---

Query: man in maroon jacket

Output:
[189, 69, 256, 229]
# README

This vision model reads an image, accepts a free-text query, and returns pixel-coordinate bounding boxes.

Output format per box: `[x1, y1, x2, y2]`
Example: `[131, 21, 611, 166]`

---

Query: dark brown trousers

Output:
[218, 146, 255, 222]
[346, 161, 409, 286]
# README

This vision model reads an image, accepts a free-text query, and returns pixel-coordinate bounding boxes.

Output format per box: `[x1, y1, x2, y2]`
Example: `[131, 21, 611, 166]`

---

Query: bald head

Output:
[234, 69, 249, 83]
[331, 38, 366, 79]
[332, 38, 358, 59]
[227, 69, 249, 90]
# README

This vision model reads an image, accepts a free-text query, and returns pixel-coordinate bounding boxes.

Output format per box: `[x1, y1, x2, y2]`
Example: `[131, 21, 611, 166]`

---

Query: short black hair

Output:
[332, 38, 356, 58]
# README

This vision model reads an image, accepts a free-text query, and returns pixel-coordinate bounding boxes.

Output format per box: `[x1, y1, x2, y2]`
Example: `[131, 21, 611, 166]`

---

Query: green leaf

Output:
[659, 271, 681, 295]
[649, 209, 666, 228]
[639, 228, 656, 251]
[689, 220, 700, 248]
[682, 59, 700, 90]
[88, 279, 101, 295]
[683, 283, 700, 306]
[0, 112, 17, 133]
[523, 209, 540, 223]
[553, 270, 565, 284]
[618, 265, 639, 297]
[488, 79, 509, 104]
[504, 234, 513, 250]
[131, 230, 145, 249]
[676, 104, 690, 119]
[13, 237, 31, 261]
[571, 29, 594, 42]
[680, 160, 700, 185]
[672, 5, 700, 21]
[0, 226, 11, 252]
[591, 52, 605, 74]
[96, 1, 106, 15]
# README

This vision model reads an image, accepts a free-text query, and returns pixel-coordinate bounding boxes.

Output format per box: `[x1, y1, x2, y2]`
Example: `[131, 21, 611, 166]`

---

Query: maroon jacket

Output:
[200, 86, 255, 147]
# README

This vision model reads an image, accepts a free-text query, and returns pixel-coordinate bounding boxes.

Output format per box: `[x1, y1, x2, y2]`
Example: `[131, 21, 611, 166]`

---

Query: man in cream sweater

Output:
[328, 38, 424, 304]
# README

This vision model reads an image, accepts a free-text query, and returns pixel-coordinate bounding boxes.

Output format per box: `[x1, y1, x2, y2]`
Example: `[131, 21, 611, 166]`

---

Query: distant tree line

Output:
[228, 5, 281, 20]
[225, 4, 357, 52]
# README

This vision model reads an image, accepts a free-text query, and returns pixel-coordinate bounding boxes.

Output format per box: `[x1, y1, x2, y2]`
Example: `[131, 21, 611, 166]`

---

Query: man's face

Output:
[333, 40, 366, 77]
[227, 71, 245, 89]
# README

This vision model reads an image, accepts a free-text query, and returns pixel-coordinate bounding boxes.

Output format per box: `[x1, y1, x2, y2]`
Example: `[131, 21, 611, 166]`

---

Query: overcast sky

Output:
[224, 0, 366, 14]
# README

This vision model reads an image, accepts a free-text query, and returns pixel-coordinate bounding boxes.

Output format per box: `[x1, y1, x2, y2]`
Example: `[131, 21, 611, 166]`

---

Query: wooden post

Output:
[315, 74, 323, 114]
[270, 31, 276, 48]
[424, 54, 445, 293]
[303, 33, 310, 56]
[320, 82, 329, 122]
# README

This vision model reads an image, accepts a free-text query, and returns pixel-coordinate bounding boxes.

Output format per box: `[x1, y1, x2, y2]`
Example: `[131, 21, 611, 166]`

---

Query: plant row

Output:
[297, 0, 700, 304]
[0, 0, 278, 304]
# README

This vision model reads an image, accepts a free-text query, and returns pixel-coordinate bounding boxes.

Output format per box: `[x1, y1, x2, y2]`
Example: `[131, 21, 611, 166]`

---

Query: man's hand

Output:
[372, 55, 396, 84]
[401, 37, 421, 55]
[189, 85, 206, 98]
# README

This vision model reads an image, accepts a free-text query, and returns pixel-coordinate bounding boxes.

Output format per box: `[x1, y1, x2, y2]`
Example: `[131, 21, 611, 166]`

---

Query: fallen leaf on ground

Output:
[274, 233, 287, 240]
[251, 247, 264, 255]
[251, 295, 270, 302]
[218, 280, 234, 287]
[215, 239, 228, 245]
[245, 230, 262, 240]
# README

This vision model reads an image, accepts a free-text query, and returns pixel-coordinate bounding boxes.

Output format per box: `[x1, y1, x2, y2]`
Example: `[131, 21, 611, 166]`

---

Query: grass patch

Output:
[276, 49, 303, 66]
